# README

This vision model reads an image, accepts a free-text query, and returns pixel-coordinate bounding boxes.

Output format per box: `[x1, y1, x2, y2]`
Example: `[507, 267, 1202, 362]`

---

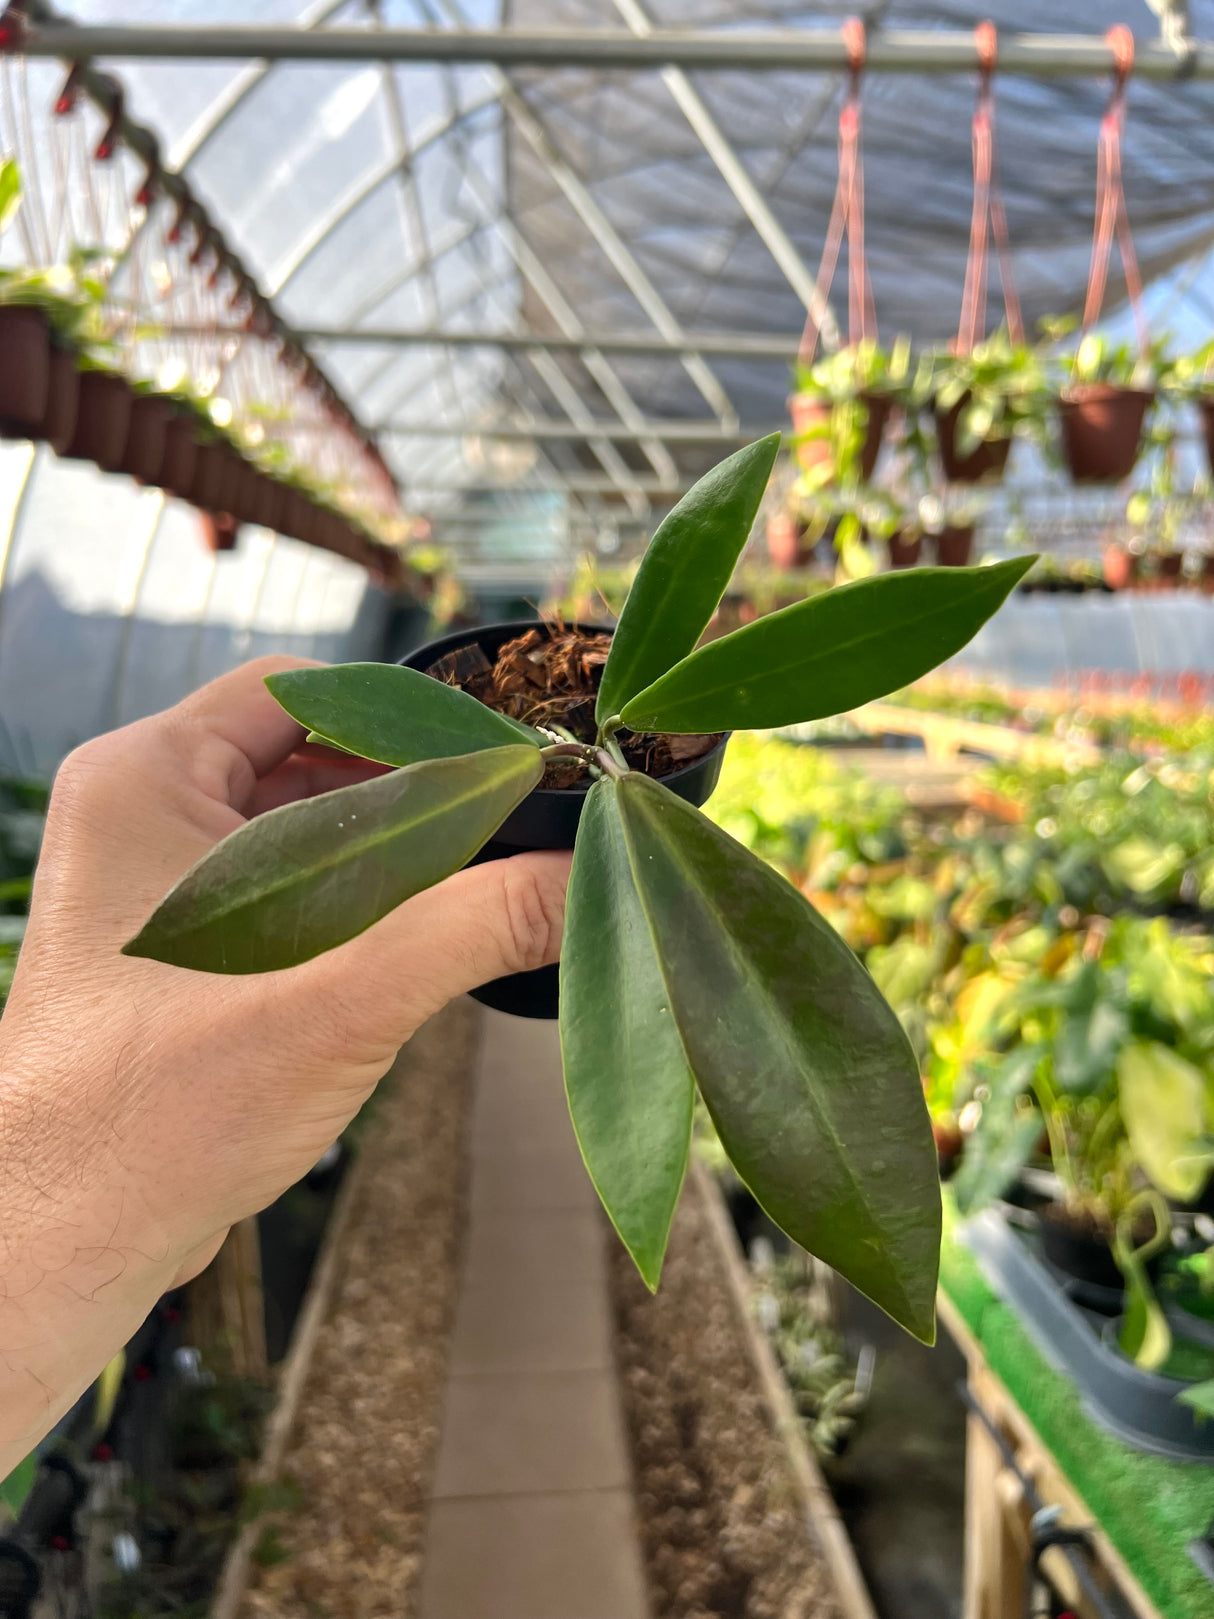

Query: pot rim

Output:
[401, 616, 730, 801]
[1059, 383, 1155, 406]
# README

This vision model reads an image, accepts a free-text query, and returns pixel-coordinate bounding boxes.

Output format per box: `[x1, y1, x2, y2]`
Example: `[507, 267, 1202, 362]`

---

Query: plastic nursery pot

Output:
[399, 619, 730, 1020]
[118, 393, 172, 485]
[934, 393, 1012, 484]
[62, 369, 133, 471]
[1058, 384, 1153, 483]
[1039, 1207, 1124, 1295]
[1102, 543, 1138, 592]
[249, 473, 286, 533]
[1154, 551, 1184, 589]
[157, 412, 198, 500]
[25, 340, 80, 455]
[1197, 396, 1214, 479]
[933, 525, 975, 567]
[887, 531, 922, 569]
[199, 511, 240, 553]
[0, 306, 51, 435]
[788, 389, 891, 483]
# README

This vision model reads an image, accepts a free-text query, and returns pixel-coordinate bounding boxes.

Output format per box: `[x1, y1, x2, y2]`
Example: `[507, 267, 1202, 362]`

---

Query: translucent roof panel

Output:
[47, 0, 1214, 561]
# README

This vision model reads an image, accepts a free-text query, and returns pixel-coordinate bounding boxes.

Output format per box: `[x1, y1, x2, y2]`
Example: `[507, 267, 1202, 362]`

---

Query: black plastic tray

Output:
[961, 1208, 1214, 1463]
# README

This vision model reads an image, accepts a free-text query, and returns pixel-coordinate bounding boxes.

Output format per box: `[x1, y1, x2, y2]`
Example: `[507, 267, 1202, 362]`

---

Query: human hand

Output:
[0, 655, 570, 1470]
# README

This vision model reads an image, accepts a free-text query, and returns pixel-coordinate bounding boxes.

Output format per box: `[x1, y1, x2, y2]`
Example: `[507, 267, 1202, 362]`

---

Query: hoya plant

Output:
[125, 434, 1033, 1343]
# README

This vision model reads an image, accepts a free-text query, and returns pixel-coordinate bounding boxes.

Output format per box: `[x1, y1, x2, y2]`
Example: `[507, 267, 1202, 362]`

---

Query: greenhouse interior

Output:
[3, 4, 1214, 1618]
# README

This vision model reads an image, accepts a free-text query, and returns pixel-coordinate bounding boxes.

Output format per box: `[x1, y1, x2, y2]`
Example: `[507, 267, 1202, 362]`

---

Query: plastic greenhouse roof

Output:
[28, 1, 1214, 557]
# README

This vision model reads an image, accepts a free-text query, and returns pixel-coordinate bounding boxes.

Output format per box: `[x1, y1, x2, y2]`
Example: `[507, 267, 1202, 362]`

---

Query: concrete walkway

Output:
[419, 1008, 650, 1619]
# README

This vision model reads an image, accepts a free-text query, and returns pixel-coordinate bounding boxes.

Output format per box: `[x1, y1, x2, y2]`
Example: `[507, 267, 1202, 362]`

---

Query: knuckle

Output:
[498, 860, 566, 976]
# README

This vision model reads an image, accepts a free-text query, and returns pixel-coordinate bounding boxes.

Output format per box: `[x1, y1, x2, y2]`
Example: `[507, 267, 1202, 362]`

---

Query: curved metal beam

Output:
[266, 88, 500, 297]
[167, 0, 350, 171]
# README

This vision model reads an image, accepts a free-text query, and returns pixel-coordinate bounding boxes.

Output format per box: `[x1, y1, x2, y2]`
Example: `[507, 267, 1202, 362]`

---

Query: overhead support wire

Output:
[19, 25, 1214, 78]
[407, 476, 693, 497]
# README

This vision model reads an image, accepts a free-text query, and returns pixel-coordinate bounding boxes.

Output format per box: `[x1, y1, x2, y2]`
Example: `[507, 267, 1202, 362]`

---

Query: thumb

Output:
[290, 849, 573, 1054]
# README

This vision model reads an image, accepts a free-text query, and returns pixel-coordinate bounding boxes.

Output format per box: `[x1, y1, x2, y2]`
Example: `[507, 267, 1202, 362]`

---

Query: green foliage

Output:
[560, 781, 694, 1289]
[595, 432, 781, 723]
[126, 438, 1038, 1329]
[266, 663, 540, 763]
[0, 157, 20, 235]
[793, 337, 912, 402]
[913, 328, 1051, 453]
[123, 746, 543, 972]
[619, 557, 1033, 734]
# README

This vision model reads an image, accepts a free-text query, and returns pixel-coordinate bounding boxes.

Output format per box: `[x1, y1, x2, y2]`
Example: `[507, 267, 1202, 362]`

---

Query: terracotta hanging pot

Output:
[62, 369, 134, 472]
[934, 526, 975, 567]
[249, 473, 286, 533]
[0, 306, 51, 437]
[1058, 385, 1153, 483]
[765, 510, 810, 570]
[1102, 544, 1137, 592]
[1154, 551, 1184, 589]
[40, 343, 81, 454]
[886, 531, 922, 569]
[157, 413, 198, 500]
[934, 393, 1012, 484]
[118, 393, 172, 485]
[788, 390, 890, 483]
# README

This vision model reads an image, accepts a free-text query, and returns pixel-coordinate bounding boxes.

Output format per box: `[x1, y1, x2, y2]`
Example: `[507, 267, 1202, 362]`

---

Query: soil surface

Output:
[609, 1174, 842, 1619]
[241, 1001, 477, 1619]
[428, 625, 721, 788]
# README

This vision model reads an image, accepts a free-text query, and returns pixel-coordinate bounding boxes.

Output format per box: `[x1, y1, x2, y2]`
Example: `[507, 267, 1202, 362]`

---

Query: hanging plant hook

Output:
[1082, 24, 1148, 357]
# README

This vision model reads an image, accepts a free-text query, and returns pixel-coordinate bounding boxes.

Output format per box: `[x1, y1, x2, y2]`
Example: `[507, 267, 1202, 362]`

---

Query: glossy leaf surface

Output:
[620, 556, 1034, 734]
[124, 746, 542, 973]
[595, 432, 782, 724]
[617, 772, 940, 1342]
[560, 780, 694, 1288]
[266, 663, 540, 766]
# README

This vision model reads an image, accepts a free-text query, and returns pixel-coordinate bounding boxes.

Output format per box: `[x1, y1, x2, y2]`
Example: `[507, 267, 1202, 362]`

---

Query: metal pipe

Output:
[408, 476, 691, 495]
[18, 25, 1214, 78]
[248, 323, 800, 360]
[379, 416, 781, 442]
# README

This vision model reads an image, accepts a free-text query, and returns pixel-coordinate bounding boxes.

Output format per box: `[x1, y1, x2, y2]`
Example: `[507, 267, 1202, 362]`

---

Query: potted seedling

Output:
[1160, 338, 1214, 479]
[789, 338, 911, 489]
[1057, 331, 1159, 484]
[915, 329, 1049, 485]
[124, 434, 1034, 1333]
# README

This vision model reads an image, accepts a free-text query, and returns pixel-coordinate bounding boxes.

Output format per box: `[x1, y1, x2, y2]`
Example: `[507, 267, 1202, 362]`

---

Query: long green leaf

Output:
[124, 746, 542, 973]
[620, 556, 1034, 734]
[560, 779, 694, 1289]
[266, 663, 540, 766]
[616, 771, 940, 1342]
[595, 432, 782, 724]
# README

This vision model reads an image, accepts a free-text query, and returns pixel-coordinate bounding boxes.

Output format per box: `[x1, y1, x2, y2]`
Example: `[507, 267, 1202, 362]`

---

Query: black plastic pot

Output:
[399, 619, 729, 1019]
[965, 1208, 1214, 1461]
[1039, 1203, 1124, 1296]
[0, 305, 51, 435]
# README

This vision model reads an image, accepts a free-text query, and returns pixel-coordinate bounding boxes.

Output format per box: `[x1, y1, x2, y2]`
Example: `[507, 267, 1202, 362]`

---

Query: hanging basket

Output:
[933, 525, 976, 567]
[0, 307, 52, 437]
[789, 390, 890, 484]
[934, 393, 1012, 484]
[1196, 398, 1214, 479]
[887, 531, 922, 569]
[157, 412, 199, 500]
[62, 369, 134, 471]
[1059, 385, 1153, 483]
[41, 343, 81, 454]
[118, 393, 172, 485]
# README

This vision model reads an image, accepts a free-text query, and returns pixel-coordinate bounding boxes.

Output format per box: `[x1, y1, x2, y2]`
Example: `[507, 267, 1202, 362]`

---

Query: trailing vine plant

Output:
[125, 434, 1033, 1342]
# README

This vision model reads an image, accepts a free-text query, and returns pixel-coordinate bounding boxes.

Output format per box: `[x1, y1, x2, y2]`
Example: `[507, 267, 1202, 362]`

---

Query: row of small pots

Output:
[0, 304, 385, 565]
[1103, 546, 1214, 593]
[765, 510, 974, 570]
[791, 382, 1171, 486]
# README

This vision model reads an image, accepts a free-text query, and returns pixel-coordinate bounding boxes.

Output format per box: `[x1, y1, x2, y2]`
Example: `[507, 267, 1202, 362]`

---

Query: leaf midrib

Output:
[619, 778, 920, 1324]
[159, 750, 537, 937]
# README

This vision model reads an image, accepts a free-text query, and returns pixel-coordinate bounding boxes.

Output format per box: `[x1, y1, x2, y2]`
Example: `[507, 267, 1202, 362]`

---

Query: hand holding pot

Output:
[0, 655, 570, 1475]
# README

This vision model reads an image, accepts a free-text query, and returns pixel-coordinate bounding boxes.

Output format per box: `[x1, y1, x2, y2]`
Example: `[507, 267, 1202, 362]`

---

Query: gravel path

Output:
[242, 1000, 476, 1619]
[610, 1172, 843, 1619]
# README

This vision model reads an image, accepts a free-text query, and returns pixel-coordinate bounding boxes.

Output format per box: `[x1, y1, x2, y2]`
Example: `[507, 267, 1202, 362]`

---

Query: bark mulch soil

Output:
[240, 1000, 477, 1619]
[428, 626, 721, 788]
[610, 1172, 843, 1619]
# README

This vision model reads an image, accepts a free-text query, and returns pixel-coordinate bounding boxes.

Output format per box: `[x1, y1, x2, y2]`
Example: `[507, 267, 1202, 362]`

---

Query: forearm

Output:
[0, 1067, 179, 1475]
